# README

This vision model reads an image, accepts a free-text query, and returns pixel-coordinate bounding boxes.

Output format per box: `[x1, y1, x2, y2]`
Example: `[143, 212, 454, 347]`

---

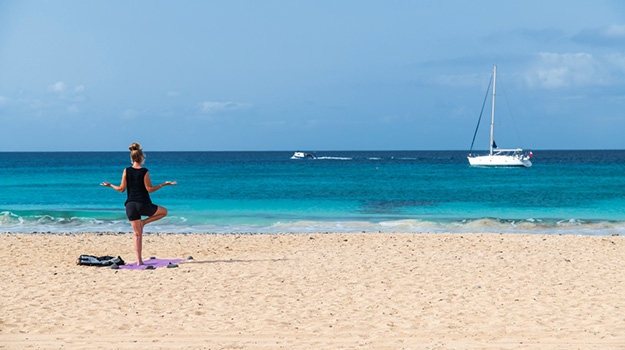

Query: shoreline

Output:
[2, 232, 625, 349]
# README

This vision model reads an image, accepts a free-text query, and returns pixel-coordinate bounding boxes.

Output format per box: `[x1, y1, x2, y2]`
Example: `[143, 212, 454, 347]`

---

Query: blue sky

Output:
[1, 1, 624, 151]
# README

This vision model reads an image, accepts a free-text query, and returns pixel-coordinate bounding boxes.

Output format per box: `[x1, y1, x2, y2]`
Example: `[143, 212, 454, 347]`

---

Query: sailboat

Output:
[467, 65, 532, 167]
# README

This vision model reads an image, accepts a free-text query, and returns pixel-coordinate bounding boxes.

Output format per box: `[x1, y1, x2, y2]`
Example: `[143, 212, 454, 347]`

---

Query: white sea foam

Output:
[0, 209, 623, 236]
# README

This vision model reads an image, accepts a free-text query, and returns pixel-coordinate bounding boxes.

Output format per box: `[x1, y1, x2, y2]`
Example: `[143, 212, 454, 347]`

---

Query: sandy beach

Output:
[1, 232, 625, 349]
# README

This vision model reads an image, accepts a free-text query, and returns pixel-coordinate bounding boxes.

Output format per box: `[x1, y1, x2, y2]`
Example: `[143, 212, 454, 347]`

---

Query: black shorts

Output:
[125, 201, 158, 221]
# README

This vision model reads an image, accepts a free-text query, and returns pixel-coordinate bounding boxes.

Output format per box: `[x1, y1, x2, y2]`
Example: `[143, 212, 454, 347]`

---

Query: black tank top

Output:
[125, 167, 152, 205]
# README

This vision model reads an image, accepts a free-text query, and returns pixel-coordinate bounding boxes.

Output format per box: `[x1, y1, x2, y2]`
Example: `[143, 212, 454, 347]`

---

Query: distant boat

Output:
[468, 65, 532, 167]
[291, 151, 316, 159]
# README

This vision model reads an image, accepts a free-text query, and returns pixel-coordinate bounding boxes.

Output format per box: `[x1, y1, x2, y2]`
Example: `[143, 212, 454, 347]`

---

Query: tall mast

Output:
[489, 65, 497, 156]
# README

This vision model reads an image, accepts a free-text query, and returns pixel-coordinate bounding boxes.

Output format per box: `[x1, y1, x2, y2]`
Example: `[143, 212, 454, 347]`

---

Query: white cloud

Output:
[47, 81, 66, 93]
[47, 82, 85, 102]
[121, 109, 140, 119]
[525, 52, 605, 89]
[604, 24, 625, 38]
[199, 101, 251, 114]
[67, 104, 79, 114]
[573, 24, 625, 46]
[167, 90, 179, 97]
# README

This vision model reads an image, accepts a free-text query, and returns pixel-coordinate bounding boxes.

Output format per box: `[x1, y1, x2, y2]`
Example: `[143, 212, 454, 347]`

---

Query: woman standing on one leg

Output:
[101, 142, 177, 265]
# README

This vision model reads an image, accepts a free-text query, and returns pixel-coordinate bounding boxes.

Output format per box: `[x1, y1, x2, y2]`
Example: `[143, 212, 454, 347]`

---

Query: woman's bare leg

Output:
[143, 206, 168, 226]
[130, 219, 144, 265]
[131, 206, 167, 265]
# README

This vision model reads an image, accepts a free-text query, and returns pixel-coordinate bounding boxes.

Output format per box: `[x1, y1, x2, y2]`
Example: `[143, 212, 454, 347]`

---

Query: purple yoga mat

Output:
[119, 257, 184, 270]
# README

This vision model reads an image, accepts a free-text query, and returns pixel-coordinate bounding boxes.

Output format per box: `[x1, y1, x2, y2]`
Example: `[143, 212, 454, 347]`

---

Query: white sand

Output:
[2, 232, 625, 349]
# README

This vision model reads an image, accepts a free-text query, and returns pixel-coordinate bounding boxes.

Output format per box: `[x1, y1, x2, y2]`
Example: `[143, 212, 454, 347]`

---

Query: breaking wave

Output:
[2, 210, 623, 236]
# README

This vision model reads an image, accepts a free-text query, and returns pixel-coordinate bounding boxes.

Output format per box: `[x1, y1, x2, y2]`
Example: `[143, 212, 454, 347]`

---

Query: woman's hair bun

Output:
[129, 142, 142, 151]
[128, 142, 145, 163]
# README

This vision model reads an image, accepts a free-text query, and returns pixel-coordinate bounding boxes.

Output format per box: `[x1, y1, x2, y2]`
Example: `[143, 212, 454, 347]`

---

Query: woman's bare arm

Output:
[101, 169, 127, 193]
[144, 171, 177, 193]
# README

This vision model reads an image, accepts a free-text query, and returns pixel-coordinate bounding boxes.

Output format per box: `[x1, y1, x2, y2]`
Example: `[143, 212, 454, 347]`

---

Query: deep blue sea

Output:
[1, 150, 624, 235]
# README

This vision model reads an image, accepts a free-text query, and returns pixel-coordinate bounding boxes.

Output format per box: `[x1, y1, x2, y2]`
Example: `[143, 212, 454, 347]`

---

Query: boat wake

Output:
[315, 156, 352, 160]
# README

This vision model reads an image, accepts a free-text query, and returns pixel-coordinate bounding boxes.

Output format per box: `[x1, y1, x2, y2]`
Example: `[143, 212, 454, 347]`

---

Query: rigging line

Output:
[498, 75, 526, 149]
[469, 73, 493, 153]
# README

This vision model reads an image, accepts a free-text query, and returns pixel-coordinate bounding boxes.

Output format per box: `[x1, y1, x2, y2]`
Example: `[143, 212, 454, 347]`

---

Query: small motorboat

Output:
[291, 151, 316, 159]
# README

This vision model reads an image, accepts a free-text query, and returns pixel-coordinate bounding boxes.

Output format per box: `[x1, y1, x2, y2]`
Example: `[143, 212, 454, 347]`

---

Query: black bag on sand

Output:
[77, 255, 125, 267]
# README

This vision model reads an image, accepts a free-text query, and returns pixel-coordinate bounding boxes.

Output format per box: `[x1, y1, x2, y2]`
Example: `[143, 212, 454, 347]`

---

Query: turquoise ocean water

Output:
[1, 150, 624, 235]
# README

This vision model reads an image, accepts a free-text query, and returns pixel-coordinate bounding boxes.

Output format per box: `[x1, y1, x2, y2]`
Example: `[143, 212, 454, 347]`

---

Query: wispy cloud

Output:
[520, 25, 625, 90]
[67, 104, 80, 114]
[46, 81, 86, 102]
[47, 81, 66, 93]
[573, 24, 625, 46]
[486, 28, 566, 46]
[199, 101, 251, 114]
[605, 24, 625, 38]
[606, 53, 625, 71]
[121, 108, 141, 119]
[524, 52, 625, 89]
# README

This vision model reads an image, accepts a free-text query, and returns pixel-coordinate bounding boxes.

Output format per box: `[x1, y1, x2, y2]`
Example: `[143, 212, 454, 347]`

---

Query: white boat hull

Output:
[291, 151, 316, 159]
[468, 154, 532, 167]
